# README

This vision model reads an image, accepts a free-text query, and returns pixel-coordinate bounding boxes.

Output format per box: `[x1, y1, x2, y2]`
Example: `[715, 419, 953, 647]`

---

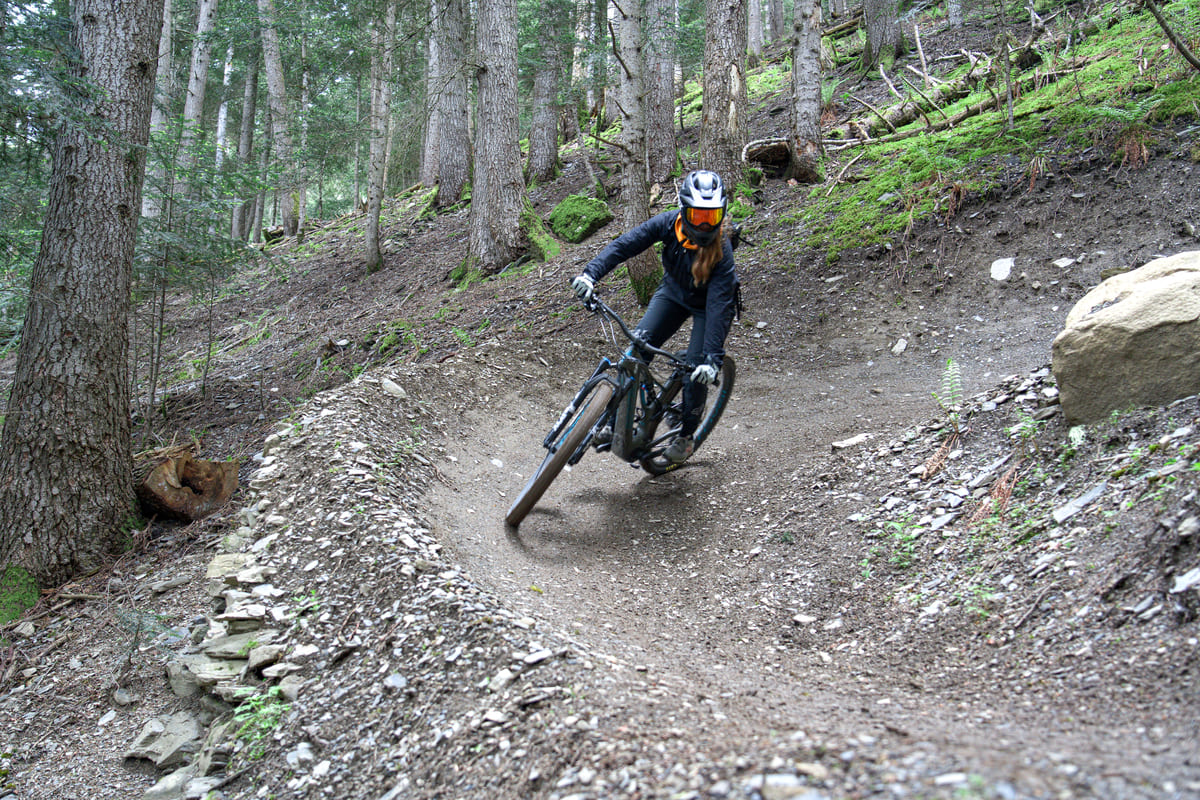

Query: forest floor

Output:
[3, 10, 1200, 800]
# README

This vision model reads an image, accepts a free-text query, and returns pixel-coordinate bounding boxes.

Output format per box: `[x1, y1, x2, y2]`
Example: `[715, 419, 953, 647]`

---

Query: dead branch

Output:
[826, 152, 866, 197]
[849, 94, 897, 133]
[913, 23, 931, 89]
[1141, 0, 1200, 73]
[900, 75, 950, 122]
[823, 7, 864, 37]
[879, 66, 905, 102]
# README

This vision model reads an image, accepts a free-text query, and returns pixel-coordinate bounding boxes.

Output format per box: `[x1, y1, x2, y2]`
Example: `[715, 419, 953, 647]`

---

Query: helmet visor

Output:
[684, 205, 725, 231]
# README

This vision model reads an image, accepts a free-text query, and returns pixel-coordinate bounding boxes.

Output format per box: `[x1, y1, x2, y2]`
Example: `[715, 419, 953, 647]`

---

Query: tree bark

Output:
[177, 0, 220, 189]
[700, 0, 748, 185]
[420, 0, 441, 187]
[0, 0, 163, 587]
[232, 46, 259, 240]
[645, 0, 677, 183]
[614, 0, 659, 304]
[788, 0, 824, 182]
[214, 43, 234, 171]
[863, 0, 902, 70]
[947, 0, 963, 28]
[768, 0, 785, 42]
[468, 0, 526, 272]
[365, 0, 396, 273]
[257, 0, 299, 236]
[252, 113, 269, 242]
[525, 0, 569, 184]
[142, 0, 174, 218]
[435, 0, 470, 206]
[297, 18, 310, 236]
[748, 0, 764, 64]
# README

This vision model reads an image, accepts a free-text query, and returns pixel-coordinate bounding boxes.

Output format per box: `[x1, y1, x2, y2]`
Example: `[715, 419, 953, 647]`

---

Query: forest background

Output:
[0, 0, 1197, 614]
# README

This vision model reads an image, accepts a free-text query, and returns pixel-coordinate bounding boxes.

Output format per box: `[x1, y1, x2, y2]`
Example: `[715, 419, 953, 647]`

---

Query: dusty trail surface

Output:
[424, 213, 1195, 799]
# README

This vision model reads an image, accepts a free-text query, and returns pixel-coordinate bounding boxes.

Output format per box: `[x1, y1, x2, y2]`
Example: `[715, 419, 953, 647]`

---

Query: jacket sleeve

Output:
[581, 212, 672, 283]
[701, 240, 738, 367]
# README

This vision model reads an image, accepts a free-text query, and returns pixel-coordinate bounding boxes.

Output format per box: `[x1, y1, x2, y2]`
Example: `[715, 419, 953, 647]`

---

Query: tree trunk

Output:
[177, 0, 220, 188]
[947, 0, 963, 28]
[788, 0, 823, 182]
[420, 0, 441, 187]
[353, 75, 362, 208]
[143, 0, 173, 218]
[365, 0, 396, 273]
[768, 0, 785, 42]
[435, 0, 470, 206]
[468, 0, 526, 272]
[615, 0, 658, 304]
[297, 23, 310, 236]
[0, 0, 163, 587]
[252, 107, 271, 242]
[258, 0, 298, 236]
[525, 0, 568, 184]
[232, 46, 259, 240]
[863, 0, 902, 70]
[214, 43, 234, 171]
[748, 0, 764, 64]
[645, 0, 676, 183]
[700, 0, 748, 185]
[569, 0, 594, 129]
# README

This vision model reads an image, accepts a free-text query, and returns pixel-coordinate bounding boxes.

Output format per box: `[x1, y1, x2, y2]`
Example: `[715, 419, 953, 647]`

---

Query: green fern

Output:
[933, 358, 965, 436]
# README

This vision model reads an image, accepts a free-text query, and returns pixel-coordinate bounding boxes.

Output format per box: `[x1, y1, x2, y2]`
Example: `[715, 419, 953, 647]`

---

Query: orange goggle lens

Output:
[685, 206, 724, 229]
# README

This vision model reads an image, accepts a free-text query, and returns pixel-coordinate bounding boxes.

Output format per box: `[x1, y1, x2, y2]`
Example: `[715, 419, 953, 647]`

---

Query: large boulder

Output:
[548, 194, 613, 243]
[1052, 250, 1200, 424]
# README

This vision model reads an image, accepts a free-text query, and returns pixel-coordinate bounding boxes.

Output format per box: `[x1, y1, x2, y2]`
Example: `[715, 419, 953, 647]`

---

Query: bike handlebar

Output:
[584, 294, 688, 367]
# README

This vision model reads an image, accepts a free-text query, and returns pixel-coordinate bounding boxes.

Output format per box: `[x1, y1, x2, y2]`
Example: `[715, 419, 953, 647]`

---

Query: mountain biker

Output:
[571, 169, 738, 464]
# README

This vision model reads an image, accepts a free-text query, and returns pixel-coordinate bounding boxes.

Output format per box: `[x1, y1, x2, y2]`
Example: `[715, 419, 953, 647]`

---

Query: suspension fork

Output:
[542, 358, 617, 452]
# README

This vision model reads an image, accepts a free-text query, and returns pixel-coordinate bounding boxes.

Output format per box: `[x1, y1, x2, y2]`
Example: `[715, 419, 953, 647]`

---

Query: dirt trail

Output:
[421, 274, 1165, 794]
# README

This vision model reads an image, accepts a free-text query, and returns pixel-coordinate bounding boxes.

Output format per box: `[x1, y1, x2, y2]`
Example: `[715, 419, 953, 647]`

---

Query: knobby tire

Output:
[505, 381, 615, 527]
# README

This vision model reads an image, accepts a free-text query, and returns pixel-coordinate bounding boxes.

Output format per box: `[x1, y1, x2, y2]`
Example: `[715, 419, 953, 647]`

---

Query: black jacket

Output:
[582, 210, 738, 365]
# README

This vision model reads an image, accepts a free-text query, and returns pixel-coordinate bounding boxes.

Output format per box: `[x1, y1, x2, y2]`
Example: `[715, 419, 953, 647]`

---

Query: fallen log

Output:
[743, 137, 793, 177]
[831, 59, 992, 138]
[829, 22, 1084, 140]
[823, 7, 864, 38]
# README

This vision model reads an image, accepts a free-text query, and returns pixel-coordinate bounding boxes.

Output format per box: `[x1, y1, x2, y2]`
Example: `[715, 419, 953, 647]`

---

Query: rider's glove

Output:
[571, 274, 595, 301]
[691, 363, 718, 385]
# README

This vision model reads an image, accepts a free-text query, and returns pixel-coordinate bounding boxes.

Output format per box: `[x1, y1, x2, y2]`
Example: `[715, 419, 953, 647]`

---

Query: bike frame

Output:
[540, 295, 698, 467]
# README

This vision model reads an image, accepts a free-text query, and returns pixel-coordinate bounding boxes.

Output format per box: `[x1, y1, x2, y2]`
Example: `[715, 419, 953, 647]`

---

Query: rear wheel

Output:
[505, 381, 614, 527]
[639, 356, 736, 475]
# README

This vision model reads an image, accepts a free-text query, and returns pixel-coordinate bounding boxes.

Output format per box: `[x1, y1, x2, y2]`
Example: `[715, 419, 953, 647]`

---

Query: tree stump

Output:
[136, 451, 239, 521]
[742, 138, 792, 178]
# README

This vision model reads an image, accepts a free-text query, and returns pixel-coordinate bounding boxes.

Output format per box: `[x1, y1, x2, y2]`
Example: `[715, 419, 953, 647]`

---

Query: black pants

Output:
[634, 285, 708, 437]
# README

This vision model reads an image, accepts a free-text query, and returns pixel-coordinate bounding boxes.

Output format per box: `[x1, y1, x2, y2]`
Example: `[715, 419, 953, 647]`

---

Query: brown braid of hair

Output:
[690, 222, 725, 285]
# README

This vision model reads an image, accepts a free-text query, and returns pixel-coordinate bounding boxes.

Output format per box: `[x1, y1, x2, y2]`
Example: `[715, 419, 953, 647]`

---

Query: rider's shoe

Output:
[665, 435, 694, 464]
[593, 425, 613, 445]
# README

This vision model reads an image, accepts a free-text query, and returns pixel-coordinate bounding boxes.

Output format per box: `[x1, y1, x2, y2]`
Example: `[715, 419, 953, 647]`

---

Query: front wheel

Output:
[505, 381, 615, 527]
[639, 356, 736, 476]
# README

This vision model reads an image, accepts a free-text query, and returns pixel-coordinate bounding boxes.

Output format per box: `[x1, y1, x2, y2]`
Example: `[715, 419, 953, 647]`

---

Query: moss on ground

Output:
[796, 0, 1200, 262]
[1, 564, 38, 625]
[522, 203, 562, 260]
[548, 195, 614, 243]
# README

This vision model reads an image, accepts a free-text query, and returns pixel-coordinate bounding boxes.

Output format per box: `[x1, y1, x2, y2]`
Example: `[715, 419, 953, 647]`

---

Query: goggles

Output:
[684, 205, 725, 230]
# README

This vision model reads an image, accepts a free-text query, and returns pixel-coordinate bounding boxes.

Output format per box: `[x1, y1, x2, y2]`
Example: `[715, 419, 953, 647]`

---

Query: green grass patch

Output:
[747, 61, 791, 103]
[798, 2, 1200, 261]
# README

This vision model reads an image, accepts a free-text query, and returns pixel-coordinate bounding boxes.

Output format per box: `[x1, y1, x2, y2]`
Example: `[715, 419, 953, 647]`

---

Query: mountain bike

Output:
[505, 293, 736, 527]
